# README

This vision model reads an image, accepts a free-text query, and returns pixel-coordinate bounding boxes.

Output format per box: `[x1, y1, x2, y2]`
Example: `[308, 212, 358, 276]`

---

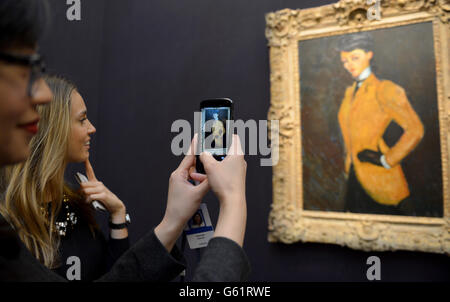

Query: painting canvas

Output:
[266, 0, 450, 254]
[300, 22, 443, 218]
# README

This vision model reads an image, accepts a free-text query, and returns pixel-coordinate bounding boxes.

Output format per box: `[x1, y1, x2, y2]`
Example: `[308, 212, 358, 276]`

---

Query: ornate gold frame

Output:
[266, 0, 450, 254]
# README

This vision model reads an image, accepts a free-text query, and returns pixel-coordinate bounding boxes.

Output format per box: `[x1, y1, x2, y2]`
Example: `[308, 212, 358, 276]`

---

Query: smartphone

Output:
[74, 172, 107, 212]
[196, 98, 234, 174]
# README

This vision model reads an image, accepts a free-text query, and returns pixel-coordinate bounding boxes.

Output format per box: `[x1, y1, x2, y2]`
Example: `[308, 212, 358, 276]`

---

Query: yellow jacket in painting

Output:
[338, 73, 424, 205]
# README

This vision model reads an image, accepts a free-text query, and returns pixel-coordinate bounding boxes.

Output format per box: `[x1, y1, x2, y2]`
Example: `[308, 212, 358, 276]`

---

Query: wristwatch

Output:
[109, 213, 131, 230]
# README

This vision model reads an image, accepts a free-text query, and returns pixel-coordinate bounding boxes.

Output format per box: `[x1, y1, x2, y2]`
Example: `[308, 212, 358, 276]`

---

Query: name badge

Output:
[184, 203, 214, 249]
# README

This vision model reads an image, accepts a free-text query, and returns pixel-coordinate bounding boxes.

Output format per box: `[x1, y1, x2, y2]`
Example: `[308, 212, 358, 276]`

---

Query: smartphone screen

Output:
[200, 106, 231, 156]
[196, 98, 233, 173]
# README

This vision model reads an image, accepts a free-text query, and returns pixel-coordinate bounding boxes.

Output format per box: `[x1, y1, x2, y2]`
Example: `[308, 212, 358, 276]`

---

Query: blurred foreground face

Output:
[340, 48, 373, 78]
[0, 47, 52, 165]
[66, 90, 96, 163]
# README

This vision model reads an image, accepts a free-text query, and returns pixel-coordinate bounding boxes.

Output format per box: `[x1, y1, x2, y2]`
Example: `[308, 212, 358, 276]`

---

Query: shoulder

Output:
[0, 213, 20, 259]
[344, 85, 354, 95]
[342, 84, 355, 102]
[376, 79, 408, 106]
[377, 79, 406, 98]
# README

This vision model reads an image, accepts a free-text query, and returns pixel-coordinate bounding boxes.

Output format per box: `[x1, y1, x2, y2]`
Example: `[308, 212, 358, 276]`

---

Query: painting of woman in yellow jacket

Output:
[337, 32, 424, 215]
[212, 112, 225, 149]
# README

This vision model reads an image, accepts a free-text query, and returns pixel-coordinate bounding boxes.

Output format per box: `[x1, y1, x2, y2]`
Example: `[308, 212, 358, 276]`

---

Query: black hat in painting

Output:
[337, 32, 374, 53]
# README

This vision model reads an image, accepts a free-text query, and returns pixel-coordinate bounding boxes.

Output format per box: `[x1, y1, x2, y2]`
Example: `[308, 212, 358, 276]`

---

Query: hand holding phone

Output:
[198, 134, 246, 202]
[198, 134, 247, 247]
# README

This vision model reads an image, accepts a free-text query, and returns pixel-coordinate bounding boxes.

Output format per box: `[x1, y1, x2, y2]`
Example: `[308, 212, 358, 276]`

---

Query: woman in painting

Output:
[337, 32, 424, 215]
[211, 112, 225, 149]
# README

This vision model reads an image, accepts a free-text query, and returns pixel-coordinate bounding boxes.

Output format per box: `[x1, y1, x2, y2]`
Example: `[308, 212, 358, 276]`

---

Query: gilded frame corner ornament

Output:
[266, 0, 450, 254]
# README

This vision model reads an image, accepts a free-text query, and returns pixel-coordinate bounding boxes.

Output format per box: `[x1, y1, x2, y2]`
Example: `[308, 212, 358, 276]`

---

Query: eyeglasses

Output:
[0, 52, 46, 97]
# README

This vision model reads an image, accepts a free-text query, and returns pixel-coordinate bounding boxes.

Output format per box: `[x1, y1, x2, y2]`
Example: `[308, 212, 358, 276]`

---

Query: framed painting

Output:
[266, 0, 450, 253]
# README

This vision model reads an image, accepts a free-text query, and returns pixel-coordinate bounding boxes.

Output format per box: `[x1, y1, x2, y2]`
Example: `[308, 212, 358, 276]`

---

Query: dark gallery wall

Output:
[40, 0, 449, 281]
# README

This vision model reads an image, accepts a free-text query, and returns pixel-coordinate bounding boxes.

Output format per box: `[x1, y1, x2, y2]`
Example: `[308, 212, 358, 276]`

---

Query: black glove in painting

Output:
[357, 149, 383, 167]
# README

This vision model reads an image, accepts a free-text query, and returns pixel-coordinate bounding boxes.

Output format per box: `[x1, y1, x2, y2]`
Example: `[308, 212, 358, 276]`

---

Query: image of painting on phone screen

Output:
[201, 107, 230, 155]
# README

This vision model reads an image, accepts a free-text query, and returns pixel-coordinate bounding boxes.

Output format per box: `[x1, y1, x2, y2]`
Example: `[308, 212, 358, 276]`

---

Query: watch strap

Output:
[109, 213, 131, 230]
[109, 221, 128, 230]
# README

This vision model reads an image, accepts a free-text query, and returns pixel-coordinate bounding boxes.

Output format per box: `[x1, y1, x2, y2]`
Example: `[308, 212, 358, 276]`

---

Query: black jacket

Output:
[0, 214, 250, 281]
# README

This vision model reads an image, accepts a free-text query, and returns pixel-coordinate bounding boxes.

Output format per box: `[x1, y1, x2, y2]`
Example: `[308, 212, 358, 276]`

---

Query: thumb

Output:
[199, 152, 216, 174]
[227, 134, 244, 156]
[194, 178, 210, 197]
[190, 172, 207, 183]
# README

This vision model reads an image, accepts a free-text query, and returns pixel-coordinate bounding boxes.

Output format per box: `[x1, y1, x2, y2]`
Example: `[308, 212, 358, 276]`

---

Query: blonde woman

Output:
[1, 75, 130, 280]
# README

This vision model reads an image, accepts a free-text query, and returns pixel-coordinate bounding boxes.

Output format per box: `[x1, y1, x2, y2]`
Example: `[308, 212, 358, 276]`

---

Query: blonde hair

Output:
[0, 75, 77, 268]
